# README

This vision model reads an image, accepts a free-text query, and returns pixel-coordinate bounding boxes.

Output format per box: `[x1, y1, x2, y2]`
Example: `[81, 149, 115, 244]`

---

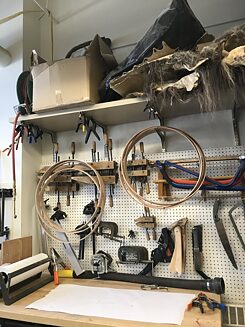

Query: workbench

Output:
[0, 278, 221, 327]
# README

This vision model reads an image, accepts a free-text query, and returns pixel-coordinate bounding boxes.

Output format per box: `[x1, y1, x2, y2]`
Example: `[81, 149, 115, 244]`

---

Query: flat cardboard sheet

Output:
[1, 236, 32, 264]
[26, 284, 195, 325]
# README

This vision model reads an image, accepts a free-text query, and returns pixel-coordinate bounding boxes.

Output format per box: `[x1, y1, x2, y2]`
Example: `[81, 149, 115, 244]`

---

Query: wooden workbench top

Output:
[0, 278, 221, 327]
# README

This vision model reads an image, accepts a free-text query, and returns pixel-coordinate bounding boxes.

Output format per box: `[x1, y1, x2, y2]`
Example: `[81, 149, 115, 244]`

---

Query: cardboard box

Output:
[32, 35, 116, 113]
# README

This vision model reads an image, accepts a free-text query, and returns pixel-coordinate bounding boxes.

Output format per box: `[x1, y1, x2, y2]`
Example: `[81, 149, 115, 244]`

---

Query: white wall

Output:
[0, 1, 23, 151]
[0, 0, 43, 239]
[40, 0, 245, 62]
[0, 1, 23, 239]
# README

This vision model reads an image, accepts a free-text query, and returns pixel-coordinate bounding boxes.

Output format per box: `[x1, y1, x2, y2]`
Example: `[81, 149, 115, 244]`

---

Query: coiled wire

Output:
[35, 159, 106, 243]
[119, 126, 206, 209]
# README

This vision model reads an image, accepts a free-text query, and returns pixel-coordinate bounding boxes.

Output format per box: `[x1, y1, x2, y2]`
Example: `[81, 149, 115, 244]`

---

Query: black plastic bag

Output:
[99, 0, 205, 102]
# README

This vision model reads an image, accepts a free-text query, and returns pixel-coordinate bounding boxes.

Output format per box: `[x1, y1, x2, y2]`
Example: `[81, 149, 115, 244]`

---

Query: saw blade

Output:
[213, 199, 238, 269]
[214, 219, 238, 270]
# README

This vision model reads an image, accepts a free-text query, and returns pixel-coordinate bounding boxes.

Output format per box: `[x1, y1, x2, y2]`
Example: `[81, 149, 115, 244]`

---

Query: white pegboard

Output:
[41, 141, 245, 305]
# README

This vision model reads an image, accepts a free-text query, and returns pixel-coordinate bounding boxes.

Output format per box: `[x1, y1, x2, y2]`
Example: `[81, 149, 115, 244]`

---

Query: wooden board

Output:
[0, 278, 221, 327]
[72, 176, 116, 185]
[128, 170, 149, 177]
[127, 159, 148, 167]
[38, 161, 117, 174]
[1, 236, 32, 264]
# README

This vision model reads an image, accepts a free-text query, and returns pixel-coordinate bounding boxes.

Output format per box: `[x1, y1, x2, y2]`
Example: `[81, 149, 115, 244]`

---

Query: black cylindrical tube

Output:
[76, 271, 225, 294]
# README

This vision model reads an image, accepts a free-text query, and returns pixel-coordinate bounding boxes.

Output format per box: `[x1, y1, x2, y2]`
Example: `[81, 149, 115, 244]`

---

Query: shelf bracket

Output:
[232, 102, 241, 147]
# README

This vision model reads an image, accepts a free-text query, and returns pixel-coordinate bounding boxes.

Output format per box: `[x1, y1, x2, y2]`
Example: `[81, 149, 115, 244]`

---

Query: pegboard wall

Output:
[40, 133, 245, 305]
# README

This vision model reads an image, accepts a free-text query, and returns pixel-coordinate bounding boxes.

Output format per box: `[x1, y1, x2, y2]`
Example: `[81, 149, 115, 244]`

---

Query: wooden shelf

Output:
[10, 98, 148, 132]
[10, 92, 244, 132]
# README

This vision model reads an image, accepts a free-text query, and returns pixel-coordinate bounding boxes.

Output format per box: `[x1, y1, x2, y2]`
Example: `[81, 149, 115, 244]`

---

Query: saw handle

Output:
[192, 225, 202, 250]
[213, 199, 221, 223]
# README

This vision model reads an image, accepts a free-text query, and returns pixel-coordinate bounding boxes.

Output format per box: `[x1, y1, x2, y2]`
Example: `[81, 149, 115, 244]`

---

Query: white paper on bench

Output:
[26, 284, 195, 325]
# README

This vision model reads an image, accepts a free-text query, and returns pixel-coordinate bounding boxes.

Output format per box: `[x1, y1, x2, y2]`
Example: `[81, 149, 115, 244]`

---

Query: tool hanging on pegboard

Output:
[135, 207, 156, 241]
[95, 221, 124, 243]
[192, 225, 210, 279]
[118, 246, 149, 264]
[76, 202, 95, 261]
[213, 199, 238, 270]
[168, 218, 188, 275]
[127, 144, 151, 196]
[91, 251, 113, 276]
[139, 227, 174, 275]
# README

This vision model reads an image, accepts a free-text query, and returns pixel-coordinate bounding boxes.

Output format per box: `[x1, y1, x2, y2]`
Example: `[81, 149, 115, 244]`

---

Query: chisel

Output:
[108, 138, 113, 161]
[103, 132, 109, 160]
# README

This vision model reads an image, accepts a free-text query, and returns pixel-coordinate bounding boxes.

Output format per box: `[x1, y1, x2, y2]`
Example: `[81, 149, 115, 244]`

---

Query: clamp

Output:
[76, 112, 105, 144]
[188, 292, 226, 313]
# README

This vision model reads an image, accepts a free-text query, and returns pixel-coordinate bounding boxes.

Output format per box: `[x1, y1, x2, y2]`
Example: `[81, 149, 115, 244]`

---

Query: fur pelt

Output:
[143, 24, 245, 118]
